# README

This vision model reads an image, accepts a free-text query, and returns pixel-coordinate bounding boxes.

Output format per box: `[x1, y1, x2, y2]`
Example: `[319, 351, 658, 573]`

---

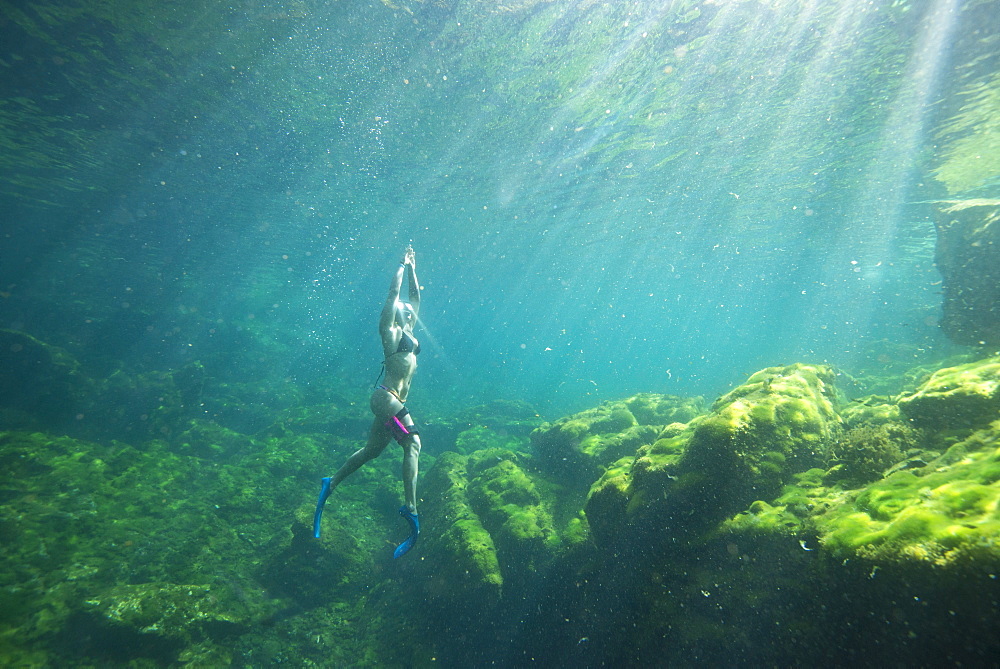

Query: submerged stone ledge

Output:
[3, 354, 1000, 666]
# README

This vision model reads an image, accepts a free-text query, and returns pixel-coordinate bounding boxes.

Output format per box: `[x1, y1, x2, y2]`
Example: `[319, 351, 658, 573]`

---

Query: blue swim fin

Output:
[393, 506, 420, 559]
[312, 477, 333, 538]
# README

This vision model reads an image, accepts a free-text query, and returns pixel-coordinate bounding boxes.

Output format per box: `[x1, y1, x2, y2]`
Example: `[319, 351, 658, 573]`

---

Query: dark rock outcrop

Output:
[935, 200, 1000, 346]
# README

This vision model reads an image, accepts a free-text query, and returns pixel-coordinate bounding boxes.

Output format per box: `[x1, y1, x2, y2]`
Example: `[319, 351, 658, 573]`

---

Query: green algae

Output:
[0, 431, 270, 663]
[839, 397, 902, 427]
[0, 424, 398, 665]
[815, 421, 1000, 565]
[5, 348, 1000, 665]
[898, 356, 1000, 430]
[410, 450, 504, 605]
[697, 363, 840, 488]
[466, 450, 559, 574]
[716, 395, 1000, 569]
[624, 393, 705, 426]
[584, 455, 634, 547]
[455, 425, 526, 455]
[89, 582, 249, 641]
[585, 363, 841, 553]
[827, 421, 920, 485]
[581, 352, 995, 588]
[531, 394, 698, 485]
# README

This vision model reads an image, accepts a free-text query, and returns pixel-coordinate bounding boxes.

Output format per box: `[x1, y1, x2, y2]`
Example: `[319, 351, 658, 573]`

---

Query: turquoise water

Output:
[2, 0, 974, 410]
[2, 0, 998, 665]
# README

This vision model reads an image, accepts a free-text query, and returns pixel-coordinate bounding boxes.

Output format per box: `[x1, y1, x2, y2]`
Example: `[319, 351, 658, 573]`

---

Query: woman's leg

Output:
[401, 434, 421, 513]
[329, 416, 391, 488]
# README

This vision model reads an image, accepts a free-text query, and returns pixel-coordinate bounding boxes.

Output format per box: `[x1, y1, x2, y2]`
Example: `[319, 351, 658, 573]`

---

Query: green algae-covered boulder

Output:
[585, 423, 698, 550]
[718, 409, 1000, 570]
[667, 363, 837, 508]
[839, 397, 902, 428]
[585, 364, 840, 550]
[531, 394, 702, 484]
[826, 421, 921, 486]
[688, 363, 838, 486]
[530, 401, 639, 481]
[414, 451, 504, 606]
[413, 446, 577, 610]
[174, 418, 256, 460]
[89, 583, 249, 641]
[719, 466, 845, 544]
[898, 356, 1000, 431]
[466, 449, 558, 577]
[814, 419, 1000, 565]
[623, 393, 705, 426]
[0, 430, 285, 665]
[584, 455, 637, 547]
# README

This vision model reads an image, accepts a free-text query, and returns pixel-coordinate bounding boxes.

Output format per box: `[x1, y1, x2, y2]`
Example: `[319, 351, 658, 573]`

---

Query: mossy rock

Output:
[467, 451, 559, 576]
[839, 398, 901, 428]
[897, 356, 1000, 431]
[531, 395, 693, 483]
[455, 425, 526, 455]
[827, 422, 921, 486]
[720, 499, 805, 539]
[584, 455, 636, 547]
[0, 429, 310, 662]
[658, 422, 690, 440]
[432, 517, 504, 592]
[720, 468, 839, 541]
[585, 364, 840, 551]
[174, 418, 256, 460]
[470, 457, 540, 508]
[578, 423, 660, 466]
[813, 419, 1000, 566]
[624, 393, 706, 426]
[716, 363, 833, 454]
[416, 446, 567, 602]
[679, 363, 839, 509]
[413, 451, 504, 607]
[584, 425, 694, 551]
[89, 583, 249, 640]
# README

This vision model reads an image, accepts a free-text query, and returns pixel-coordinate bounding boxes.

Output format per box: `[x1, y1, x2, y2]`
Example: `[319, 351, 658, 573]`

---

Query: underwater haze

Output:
[3, 0, 980, 411]
[2, 0, 1000, 666]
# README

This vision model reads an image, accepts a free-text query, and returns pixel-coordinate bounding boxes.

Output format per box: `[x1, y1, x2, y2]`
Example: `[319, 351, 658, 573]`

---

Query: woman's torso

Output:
[381, 327, 418, 402]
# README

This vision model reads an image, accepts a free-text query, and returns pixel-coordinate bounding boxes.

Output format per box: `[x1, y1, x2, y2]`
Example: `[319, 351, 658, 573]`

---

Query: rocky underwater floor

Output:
[2, 329, 999, 666]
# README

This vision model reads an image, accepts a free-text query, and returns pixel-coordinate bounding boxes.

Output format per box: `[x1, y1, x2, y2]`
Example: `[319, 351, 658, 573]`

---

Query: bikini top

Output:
[395, 330, 421, 356]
